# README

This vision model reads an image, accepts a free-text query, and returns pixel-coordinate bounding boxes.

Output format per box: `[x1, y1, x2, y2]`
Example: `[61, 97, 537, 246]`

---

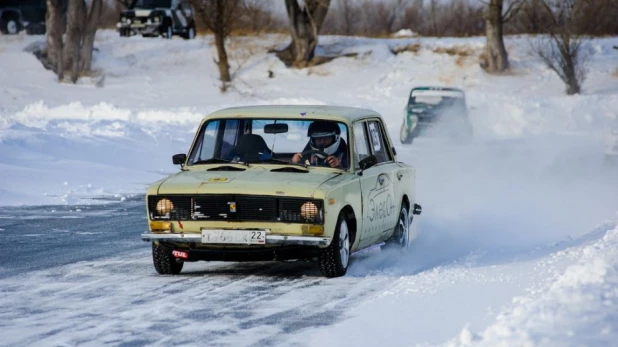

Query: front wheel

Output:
[400, 122, 413, 144]
[152, 242, 184, 274]
[318, 213, 351, 278]
[184, 26, 195, 40]
[163, 25, 173, 39]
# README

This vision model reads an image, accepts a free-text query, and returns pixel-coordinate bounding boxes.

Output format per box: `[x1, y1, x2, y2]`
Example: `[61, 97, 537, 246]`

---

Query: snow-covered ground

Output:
[0, 30, 617, 346]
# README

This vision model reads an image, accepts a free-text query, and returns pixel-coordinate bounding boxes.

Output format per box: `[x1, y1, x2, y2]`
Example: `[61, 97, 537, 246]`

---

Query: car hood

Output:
[155, 166, 340, 197]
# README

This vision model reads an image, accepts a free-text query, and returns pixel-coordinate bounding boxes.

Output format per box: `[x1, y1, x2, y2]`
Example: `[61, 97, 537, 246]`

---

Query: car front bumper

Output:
[141, 231, 331, 246]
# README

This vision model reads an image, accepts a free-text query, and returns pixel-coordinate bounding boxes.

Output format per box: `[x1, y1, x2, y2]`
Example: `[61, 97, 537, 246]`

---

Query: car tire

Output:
[183, 25, 195, 40]
[1, 17, 20, 35]
[384, 204, 411, 251]
[164, 25, 173, 39]
[318, 213, 351, 278]
[152, 242, 184, 274]
[400, 123, 413, 144]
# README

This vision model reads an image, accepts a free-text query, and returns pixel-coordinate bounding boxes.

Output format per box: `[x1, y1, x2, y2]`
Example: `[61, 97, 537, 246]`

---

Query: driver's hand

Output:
[326, 155, 341, 168]
[292, 153, 302, 163]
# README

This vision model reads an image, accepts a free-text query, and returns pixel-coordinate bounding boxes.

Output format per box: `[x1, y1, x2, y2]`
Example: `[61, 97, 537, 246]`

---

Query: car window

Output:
[187, 118, 349, 168]
[191, 121, 220, 162]
[353, 122, 370, 168]
[367, 120, 391, 163]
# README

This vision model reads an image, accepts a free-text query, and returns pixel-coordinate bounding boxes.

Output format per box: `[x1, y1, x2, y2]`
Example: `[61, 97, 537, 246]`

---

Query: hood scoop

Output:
[270, 167, 309, 173]
[207, 166, 247, 171]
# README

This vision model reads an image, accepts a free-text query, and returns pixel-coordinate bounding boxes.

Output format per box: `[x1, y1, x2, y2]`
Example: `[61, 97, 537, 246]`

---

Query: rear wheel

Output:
[384, 204, 411, 251]
[318, 213, 350, 278]
[1, 17, 19, 35]
[152, 242, 183, 274]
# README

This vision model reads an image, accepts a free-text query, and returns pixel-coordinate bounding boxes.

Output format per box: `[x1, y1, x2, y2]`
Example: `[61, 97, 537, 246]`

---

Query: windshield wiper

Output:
[191, 158, 249, 167]
[259, 158, 309, 168]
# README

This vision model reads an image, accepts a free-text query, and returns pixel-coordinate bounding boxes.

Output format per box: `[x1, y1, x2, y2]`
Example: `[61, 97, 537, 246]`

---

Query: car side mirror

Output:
[359, 155, 377, 171]
[172, 153, 187, 166]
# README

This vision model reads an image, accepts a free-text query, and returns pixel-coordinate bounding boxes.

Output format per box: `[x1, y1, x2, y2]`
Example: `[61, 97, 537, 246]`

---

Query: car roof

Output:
[205, 105, 381, 124]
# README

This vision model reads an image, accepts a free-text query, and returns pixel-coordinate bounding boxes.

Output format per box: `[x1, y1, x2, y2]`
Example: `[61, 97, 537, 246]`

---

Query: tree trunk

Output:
[64, 0, 85, 82]
[45, 0, 64, 80]
[214, 31, 231, 82]
[277, 0, 330, 67]
[80, 0, 102, 72]
[483, 0, 509, 73]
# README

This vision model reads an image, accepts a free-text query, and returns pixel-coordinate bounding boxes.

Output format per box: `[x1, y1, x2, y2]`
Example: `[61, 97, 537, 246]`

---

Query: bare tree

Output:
[276, 0, 331, 68]
[45, 0, 65, 80]
[190, 0, 242, 88]
[62, 0, 103, 83]
[338, 0, 358, 35]
[534, 0, 589, 95]
[238, 0, 282, 33]
[481, 0, 522, 73]
[44, 0, 103, 83]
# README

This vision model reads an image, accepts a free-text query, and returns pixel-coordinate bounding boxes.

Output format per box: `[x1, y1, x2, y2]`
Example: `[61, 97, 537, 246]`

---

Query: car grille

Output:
[148, 195, 323, 224]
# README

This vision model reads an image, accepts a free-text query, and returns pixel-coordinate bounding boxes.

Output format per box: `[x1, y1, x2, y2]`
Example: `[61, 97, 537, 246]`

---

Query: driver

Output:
[292, 120, 348, 169]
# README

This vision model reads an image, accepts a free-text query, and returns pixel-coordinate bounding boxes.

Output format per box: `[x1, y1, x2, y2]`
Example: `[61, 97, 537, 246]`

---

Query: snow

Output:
[1, 30, 617, 346]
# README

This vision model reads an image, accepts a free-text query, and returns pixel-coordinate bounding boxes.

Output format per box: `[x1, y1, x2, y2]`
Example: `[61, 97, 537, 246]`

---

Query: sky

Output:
[0, 30, 618, 346]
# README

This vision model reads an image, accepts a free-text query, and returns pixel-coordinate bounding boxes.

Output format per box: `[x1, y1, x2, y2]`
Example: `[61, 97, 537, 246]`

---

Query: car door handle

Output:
[397, 172, 403, 180]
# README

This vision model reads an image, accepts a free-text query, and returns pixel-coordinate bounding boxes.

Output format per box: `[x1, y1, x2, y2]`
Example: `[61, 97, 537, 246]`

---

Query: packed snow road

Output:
[0, 197, 435, 346]
[1, 137, 616, 346]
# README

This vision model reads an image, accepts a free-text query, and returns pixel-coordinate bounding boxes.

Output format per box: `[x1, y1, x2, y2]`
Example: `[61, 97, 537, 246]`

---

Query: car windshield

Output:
[410, 89, 464, 106]
[132, 0, 171, 9]
[187, 118, 350, 170]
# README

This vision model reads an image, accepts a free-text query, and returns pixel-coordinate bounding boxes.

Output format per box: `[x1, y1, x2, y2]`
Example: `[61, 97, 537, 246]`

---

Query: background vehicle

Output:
[141, 105, 422, 278]
[117, 0, 196, 39]
[400, 86, 473, 144]
[0, 0, 48, 35]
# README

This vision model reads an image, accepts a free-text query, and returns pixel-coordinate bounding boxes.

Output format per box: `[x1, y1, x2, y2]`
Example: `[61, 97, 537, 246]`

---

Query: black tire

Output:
[163, 24, 173, 39]
[183, 25, 195, 40]
[152, 242, 184, 275]
[318, 213, 351, 278]
[1, 17, 20, 35]
[384, 204, 411, 251]
[400, 122, 413, 144]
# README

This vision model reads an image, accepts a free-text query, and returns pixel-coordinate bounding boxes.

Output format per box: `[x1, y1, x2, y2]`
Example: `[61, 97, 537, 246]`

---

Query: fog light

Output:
[150, 221, 171, 232]
[302, 225, 324, 235]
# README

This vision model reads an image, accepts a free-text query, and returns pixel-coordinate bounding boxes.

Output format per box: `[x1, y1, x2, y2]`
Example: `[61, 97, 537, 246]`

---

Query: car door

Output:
[355, 120, 397, 248]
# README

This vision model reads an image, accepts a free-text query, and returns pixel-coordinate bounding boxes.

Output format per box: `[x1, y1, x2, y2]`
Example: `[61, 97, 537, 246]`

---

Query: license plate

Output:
[201, 229, 266, 245]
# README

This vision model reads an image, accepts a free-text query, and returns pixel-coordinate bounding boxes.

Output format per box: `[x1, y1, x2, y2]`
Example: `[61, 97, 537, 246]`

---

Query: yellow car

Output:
[142, 105, 422, 277]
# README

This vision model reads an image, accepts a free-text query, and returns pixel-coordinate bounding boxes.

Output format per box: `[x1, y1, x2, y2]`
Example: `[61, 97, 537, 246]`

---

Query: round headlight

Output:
[154, 16, 160, 23]
[127, 19, 132, 24]
[147, 19, 152, 24]
[156, 198, 174, 215]
[300, 202, 319, 220]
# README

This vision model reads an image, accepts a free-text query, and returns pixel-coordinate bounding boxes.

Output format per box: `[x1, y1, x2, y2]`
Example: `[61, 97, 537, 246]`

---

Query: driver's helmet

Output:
[307, 121, 341, 156]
